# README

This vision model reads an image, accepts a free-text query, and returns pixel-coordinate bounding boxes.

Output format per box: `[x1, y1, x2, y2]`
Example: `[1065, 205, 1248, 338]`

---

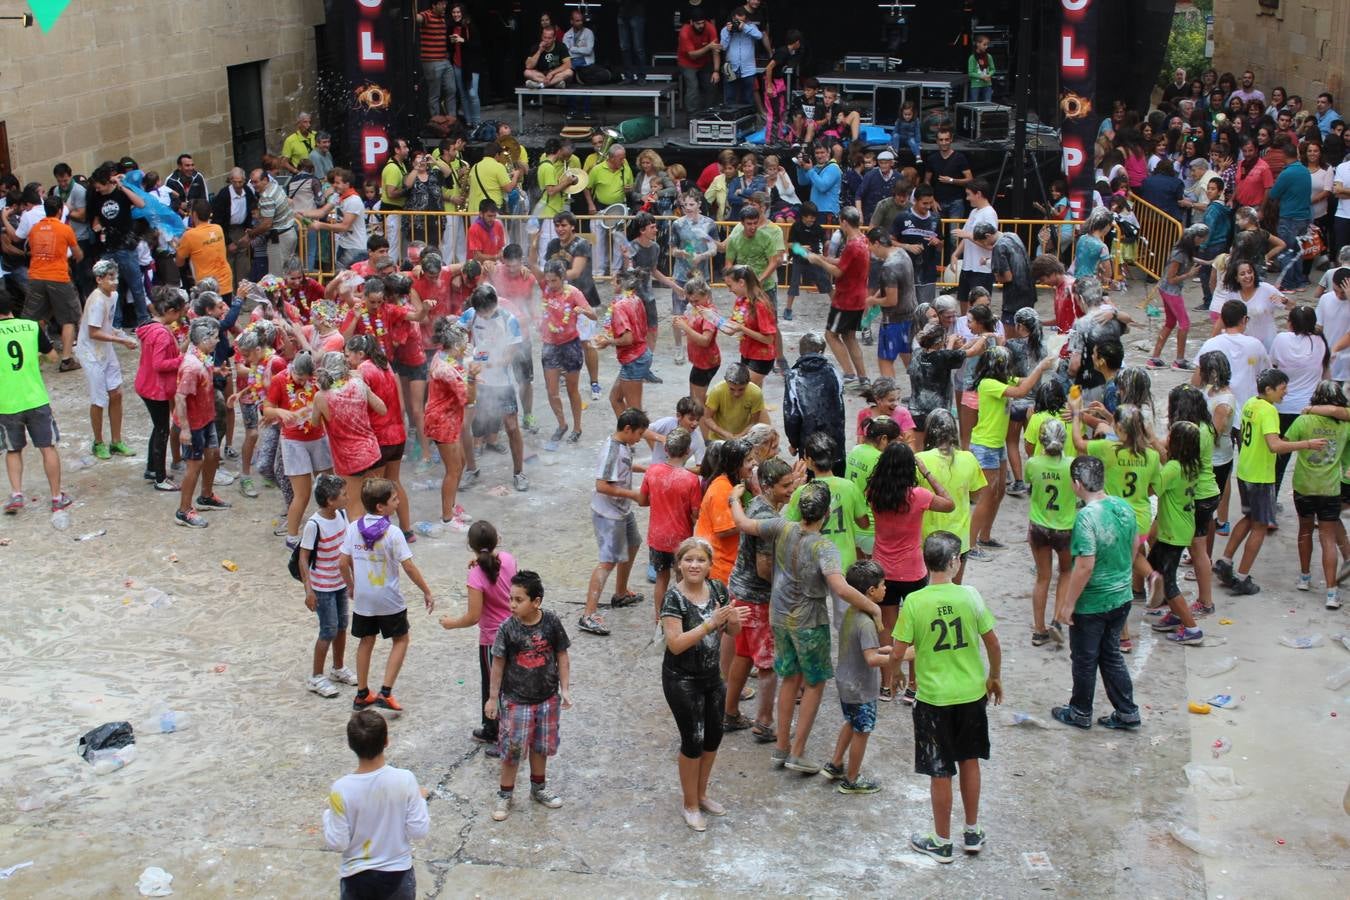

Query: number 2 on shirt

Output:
[930, 616, 969, 652]
[820, 505, 846, 535]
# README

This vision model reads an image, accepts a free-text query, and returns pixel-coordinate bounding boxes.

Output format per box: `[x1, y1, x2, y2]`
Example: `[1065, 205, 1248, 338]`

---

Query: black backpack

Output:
[288, 510, 348, 581]
[472, 120, 502, 144]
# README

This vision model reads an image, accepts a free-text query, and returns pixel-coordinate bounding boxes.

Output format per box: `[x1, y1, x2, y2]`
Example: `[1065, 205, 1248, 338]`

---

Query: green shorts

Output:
[771, 623, 834, 685]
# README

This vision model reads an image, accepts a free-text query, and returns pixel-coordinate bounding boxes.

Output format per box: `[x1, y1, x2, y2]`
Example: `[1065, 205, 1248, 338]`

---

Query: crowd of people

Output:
[4, 36, 1350, 897]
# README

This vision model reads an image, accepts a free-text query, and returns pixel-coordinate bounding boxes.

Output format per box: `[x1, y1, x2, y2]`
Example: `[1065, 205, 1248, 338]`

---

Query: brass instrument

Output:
[451, 157, 470, 209]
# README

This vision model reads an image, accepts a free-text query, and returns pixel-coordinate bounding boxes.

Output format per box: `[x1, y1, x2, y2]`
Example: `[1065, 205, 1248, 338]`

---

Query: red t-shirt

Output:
[467, 219, 506, 261]
[609, 294, 648, 365]
[491, 267, 538, 329]
[684, 312, 721, 371]
[175, 352, 216, 430]
[1052, 276, 1081, 357]
[341, 302, 409, 363]
[871, 487, 936, 582]
[267, 371, 323, 441]
[390, 308, 426, 367]
[280, 279, 325, 323]
[640, 462, 704, 553]
[677, 20, 718, 70]
[734, 295, 778, 361]
[540, 283, 590, 345]
[832, 235, 871, 312]
[358, 359, 406, 446]
[696, 161, 721, 193]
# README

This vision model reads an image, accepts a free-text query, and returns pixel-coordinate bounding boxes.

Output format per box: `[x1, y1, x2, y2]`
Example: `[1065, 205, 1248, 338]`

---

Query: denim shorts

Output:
[618, 348, 653, 382]
[970, 442, 1006, 469]
[314, 587, 349, 641]
[841, 699, 878, 734]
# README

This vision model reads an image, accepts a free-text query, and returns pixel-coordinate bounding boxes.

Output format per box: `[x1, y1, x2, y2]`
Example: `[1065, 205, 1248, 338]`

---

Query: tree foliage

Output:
[1159, 3, 1211, 87]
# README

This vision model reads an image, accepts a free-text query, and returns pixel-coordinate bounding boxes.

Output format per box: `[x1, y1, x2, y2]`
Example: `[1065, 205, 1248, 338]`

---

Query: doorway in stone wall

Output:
[228, 62, 267, 170]
[0, 122, 11, 182]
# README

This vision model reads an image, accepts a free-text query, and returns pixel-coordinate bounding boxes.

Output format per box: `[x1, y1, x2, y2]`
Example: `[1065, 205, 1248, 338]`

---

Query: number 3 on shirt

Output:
[930, 616, 969, 652]
[1122, 470, 1138, 497]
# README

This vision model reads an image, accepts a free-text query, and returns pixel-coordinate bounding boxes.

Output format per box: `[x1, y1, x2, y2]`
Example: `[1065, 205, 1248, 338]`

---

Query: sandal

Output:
[751, 721, 777, 743]
[1031, 631, 1051, 646]
[740, 684, 756, 702]
[722, 713, 754, 732]
[610, 591, 643, 608]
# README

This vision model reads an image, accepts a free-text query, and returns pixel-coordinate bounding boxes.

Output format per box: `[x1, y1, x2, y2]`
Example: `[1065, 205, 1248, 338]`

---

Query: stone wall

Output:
[0, 0, 325, 189]
[1211, 0, 1348, 103]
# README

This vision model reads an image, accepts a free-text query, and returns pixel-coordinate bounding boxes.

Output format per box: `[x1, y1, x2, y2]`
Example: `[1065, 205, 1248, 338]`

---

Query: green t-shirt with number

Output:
[1025, 453, 1077, 531]
[845, 443, 882, 542]
[917, 448, 987, 552]
[1235, 396, 1279, 484]
[1285, 414, 1350, 497]
[893, 581, 996, 707]
[0, 317, 49, 415]
[1070, 495, 1137, 614]
[785, 474, 868, 570]
[1026, 408, 1078, 458]
[1154, 459, 1198, 547]
[1086, 439, 1160, 533]
[1195, 424, 1220, 500]
[970, 377, 1011, 450]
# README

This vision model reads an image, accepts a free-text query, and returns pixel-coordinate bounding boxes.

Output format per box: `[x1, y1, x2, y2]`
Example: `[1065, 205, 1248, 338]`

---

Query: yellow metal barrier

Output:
[1125, 192, 1183, 282]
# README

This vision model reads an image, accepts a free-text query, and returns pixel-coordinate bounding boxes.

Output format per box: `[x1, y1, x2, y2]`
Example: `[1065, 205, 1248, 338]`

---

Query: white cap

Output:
[876, 150, 896, 161]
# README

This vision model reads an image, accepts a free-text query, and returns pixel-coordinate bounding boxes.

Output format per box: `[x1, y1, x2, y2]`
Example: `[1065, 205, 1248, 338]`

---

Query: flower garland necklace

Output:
[245, 349, 274, 397]
[359, 306, 387, 341]
[542, 287, 575, 334]
[285, 374, 316, 409]
[192, 346, 214, 371]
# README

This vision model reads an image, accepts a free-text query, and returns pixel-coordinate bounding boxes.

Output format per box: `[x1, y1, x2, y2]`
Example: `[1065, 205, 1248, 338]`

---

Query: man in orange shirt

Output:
[22, 195, 83, 372]
[176, 199, 235, 300]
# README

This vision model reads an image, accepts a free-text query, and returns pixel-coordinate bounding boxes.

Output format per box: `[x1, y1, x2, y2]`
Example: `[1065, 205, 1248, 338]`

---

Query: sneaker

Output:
[459, 468, 480, 489]
[1143, 605, 1168, 619]
[329, 666, 358, 685]
[1215, 520, 1231, 536]
[108, 441, 134, 456]
[1171, 358, 1194, 370]
[1189, 600, 1216, 618]
[1150, 613, 1182, 632]
[838, 777, 881, 795]
[1167, 626, 1204, 645]
[770, 748, 788, 768]
[196, 494, 232, 510]
[1212, 558, 1236, 587]
[1097, 711, 1142, 730]
[445, 512, 472, 533]
[978, 538, 1006, 549]
[531, 784, 563, 808]
[674, 350, 686, 365]
[722, 713, 754, 732]
[879, 685, 894, 702]
[1326, 590, 1342, 610]
[513, 472, 529, 492]
[352, 690, 379, 710]
[910, 833, 954, 864]
[212, 469, 236, 486]
[522, 414, 539, 434]
[966, 547, 993, 562]
[1119, 638, 1134, 653]
[784, 755, 821, 775]
[1296, 573, 1312, 592]
[1144, 357, 1168, 369]
[1005, 480, 1030, 497]
[902, 688, 917, 705]
[58, 357, 82, 372]
[682, 807, 707, 832]
[92, 442, 110, 460]
[963, 826, 987, 853]
[4, 493, 23, 514]
[222, 445, 240, 460]
[699, 797, 726, 817]
[591, 382, 602, 402]
[782, 307, 794, 321]
[567, 430, 582, 444]
[577, 613, 611, 636]
[482, 441, 507, 455]
[1031, 631, 1052, 646]
[861, 330, 874, 346]
[1051, 705, 1092, 729]
[526, 79, 544, 89]
[239, 476, 259, 498]
[1230, 575, 1260, 595]
[375, 692, 403, 712]
[49, 492, 73, 512]
[170, 460, 185, 474]
[306, 675, 339, 698]
[174, 508, 208, 528]
[471, 727, 498, 744]
[544, 425, 567, 452]
[821, 762, 846, 781]
[491, 791, 513, 821]
[153, 479, 179, 492]
[142, 469, 157, 481]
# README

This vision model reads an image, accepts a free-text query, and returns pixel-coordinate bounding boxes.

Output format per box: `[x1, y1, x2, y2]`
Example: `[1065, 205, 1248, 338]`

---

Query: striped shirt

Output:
[302, 512, 349, 592]
[418, 10, 448, 61]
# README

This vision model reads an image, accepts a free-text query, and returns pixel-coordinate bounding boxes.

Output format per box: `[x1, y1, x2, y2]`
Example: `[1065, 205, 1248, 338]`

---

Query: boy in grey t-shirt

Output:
[823, 561, 894, 794]
[580, 408, 650, 636]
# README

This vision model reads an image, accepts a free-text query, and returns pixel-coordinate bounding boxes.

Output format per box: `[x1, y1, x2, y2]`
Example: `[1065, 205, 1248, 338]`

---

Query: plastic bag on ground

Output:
[1168, 822, 1226, 857]
[137, 865, 174, 896]
[1183, 763, 1252, 801]
[1192, 655, 1237, 678]
[77, 721, 134, 762]
[1278, 633, 1324, 649]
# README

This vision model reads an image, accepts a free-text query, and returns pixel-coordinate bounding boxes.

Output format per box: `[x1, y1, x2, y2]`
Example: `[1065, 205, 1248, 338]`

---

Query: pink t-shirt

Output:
[871, 487, 935, 582]
[856, 405, 916, 441]
[466, 550, 517, 646]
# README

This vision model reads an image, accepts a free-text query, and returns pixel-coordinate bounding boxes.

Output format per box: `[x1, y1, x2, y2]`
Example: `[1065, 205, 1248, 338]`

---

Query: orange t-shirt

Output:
[27, 217, 78, 283]
[176, 223, 234, 295]
[695, 474, 740, 584]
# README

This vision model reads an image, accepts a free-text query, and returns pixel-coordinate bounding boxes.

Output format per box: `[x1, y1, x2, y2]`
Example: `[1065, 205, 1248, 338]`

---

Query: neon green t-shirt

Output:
[1026, 408, 1078, 458]
[845, 443, 882, 543]
[0, 318, 49, 414]
[1025, 453, 1077, 531]
[1194, 424, 1220, 500]
[537, 159, 567, 217]
[1154, 459, 1198, 547]
[970, 378, 1011, 450]
[893, 582, 996, 707]
[1235, 396, 1279, 484]
[1285, 414, 1350, 497]
[1086, 439, 1161, 533]
[785, 474, 868, 570]
[380, 160, 407, 209]
[917, 448, 987, 552]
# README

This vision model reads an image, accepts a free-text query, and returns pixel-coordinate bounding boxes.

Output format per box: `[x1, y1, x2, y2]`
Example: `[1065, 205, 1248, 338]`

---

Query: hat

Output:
[876, 150, 896, 161]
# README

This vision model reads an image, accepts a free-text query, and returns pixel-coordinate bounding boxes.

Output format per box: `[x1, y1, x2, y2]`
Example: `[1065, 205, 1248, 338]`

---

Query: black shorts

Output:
[741, 356, 774, 377]
[649, 547, 676, 571]
[882, 575, 928, 607]
[826, 307, 863, 334]
[643, 297, 659, 329]
[540, 338, 584, 373]
[512, 345, 535, 383]
[0, 404, 59, 451]
[1293, 491, 1341, 523]
[1146, 540, 1186, 600]
[1237, 478, 1276, 527]
[392, 359, 428, 381]
[689, 364, 719, 388]
[351, 609, 411, 639]
[1343, 480, 1350, 508]
[1193, 494, 1219, 536]
[957, 270, 995, 303]
[1027, 522, 1072, 552]
[913, 697, 989, 778]
[379, 442, 406, 465]
[1213, 459, 1233, 492]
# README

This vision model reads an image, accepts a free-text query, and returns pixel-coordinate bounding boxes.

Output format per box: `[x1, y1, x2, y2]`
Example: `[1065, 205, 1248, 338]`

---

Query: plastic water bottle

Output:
[143, 710, 190, 733]
[90, 744, 137, 775]
[51, 510, 71, 531]
[1278, 633, 1324, 650]
[413, 521, 444, 538]
[1006, 711, 1050, 728]
[1325, 665, 1350, 691]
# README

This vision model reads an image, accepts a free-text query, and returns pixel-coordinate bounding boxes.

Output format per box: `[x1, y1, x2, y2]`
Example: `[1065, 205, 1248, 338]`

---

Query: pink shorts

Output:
[1158, 289, 1190, 331]
[960, 390, 980, 411]
[732, 599, 775, 670]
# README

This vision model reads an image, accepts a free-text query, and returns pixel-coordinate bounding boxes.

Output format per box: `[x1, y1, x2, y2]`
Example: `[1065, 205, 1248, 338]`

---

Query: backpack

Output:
[288, 510, 348, 582]
[472, 120, 501, 144]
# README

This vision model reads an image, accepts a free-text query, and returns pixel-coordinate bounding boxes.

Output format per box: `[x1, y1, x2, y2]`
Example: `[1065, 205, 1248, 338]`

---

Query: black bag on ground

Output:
[78, 721, 134, 762]
[576, 65, 612, 86]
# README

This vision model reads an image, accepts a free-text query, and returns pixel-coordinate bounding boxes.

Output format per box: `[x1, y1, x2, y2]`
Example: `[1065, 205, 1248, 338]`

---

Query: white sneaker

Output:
[1327, 590, 1342, 610]
[213, 469, 236, 486]
[307, 675, 339, 698]
[1296, 574, 1312, 592]
[492, 792, 512, 821]
[329, 666, 358, 685]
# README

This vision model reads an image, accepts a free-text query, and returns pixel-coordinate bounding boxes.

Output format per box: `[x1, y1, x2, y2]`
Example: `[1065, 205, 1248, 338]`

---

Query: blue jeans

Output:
[107, 248, 149, 327]
[724, 74, 753, 107]
[336, 247, 368, 270]
[422, 60, 455, 118]
[940, 198, 967, 252]
[617, 14, 646, 80]
[452, 66, 480, 125]
[970, 85, 993, 103]
[1276, 216, 1310, 289]
[1067, 601, 1139, 722]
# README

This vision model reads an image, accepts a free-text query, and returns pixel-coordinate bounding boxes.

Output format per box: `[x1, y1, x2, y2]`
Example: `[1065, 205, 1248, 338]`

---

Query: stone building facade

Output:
[0, 0, 323, 188]
[1212, 0, 1348, 103]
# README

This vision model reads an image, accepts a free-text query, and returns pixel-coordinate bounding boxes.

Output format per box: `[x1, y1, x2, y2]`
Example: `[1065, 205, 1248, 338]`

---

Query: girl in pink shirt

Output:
[134, 289, 187, 489]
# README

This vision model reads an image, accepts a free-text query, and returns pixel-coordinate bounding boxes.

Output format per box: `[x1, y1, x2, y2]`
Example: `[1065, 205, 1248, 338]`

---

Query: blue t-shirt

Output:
[1074, 234, 1109, 278]
[1268, 162, 1312, 221]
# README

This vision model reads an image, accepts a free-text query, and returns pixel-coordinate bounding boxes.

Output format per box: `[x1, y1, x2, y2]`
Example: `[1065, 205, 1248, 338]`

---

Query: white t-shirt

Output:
[1269, 331, 1327, 413]
[461, 308, 523, 389]
[339, 515, 414, 616]
[647, 415, 707, 466]
[1335, 161, 1350, 219]
[961, 205, 999, 274]
[1311, 165, 1334, 220]
[1195, 332, 1270, 412]
[1316, 288, 1350, 380]
[76, 288, 118, 366]
[1238, 282, 1285, 352]
[337, 194, 368, 252]
[323, 765, 429, 878]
